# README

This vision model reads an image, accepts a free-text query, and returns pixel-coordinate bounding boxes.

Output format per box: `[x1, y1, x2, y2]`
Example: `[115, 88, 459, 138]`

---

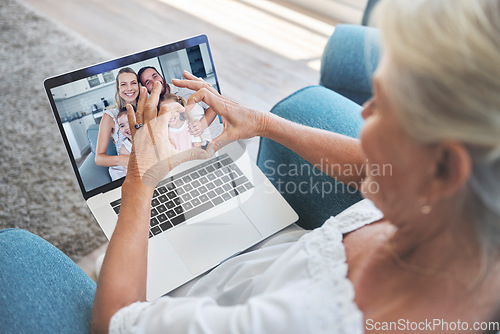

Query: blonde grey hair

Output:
[372, 0, 500, 251]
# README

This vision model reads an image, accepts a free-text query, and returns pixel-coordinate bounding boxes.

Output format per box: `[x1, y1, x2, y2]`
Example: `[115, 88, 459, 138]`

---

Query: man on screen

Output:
[138, 66, 222, 142]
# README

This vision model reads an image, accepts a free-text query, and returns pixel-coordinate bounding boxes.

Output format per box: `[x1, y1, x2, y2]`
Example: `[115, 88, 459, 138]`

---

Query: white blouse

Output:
[110, 199, 384, 334]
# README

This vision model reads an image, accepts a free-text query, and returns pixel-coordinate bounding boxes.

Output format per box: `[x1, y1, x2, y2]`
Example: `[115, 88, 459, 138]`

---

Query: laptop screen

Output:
[44, 35, 223, 199]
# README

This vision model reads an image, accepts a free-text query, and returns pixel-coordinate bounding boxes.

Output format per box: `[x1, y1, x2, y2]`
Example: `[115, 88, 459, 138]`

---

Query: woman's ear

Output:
[430, 141, 472, 199]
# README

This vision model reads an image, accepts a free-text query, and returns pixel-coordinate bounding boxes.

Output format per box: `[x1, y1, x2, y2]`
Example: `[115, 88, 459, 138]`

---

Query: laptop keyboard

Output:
[110, 154, 254, 238]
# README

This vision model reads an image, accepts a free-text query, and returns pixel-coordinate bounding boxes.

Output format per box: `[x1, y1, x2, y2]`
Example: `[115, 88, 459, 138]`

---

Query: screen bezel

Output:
[44, 34, 220, 200]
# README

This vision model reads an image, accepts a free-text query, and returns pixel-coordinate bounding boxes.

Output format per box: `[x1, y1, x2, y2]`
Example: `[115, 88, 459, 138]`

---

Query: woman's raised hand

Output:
[126, 82, 209, 188]
[172, 71, 271, 155]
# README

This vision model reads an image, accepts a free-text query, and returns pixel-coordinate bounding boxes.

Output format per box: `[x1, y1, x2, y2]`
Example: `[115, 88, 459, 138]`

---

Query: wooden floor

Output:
[20, 0, 339, 280]
[22, 0, 338, 111]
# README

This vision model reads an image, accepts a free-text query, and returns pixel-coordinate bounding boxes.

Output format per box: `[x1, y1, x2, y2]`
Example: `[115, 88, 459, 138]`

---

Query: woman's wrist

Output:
[256, 110, 280, 138]
[122, 177, 155, 196]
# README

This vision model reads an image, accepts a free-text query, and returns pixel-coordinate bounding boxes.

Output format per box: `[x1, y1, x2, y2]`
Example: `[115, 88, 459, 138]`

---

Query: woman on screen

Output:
[95, 67, 139, 181]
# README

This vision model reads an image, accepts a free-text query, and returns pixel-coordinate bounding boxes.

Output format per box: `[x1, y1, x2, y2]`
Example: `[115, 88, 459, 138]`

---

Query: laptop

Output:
[44, 34, 298, 300]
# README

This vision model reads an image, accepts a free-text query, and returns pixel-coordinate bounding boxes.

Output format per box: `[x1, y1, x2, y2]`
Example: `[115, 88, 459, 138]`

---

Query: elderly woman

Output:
[93, 0, 500, 331]
[2, 0, 500, 333]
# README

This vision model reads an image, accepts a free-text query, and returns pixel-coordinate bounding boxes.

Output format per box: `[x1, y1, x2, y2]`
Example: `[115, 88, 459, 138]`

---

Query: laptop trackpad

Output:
[166, 207, 262, 274]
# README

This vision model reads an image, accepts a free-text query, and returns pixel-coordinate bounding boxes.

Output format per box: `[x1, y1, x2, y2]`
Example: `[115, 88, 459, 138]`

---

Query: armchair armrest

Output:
[257, 23, 381, 229]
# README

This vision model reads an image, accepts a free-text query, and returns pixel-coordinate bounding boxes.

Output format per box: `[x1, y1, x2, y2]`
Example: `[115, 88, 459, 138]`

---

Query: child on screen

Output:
[158, 94, 201, 151]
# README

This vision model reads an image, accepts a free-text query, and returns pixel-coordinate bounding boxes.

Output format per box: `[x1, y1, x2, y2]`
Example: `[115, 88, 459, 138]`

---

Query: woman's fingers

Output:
[157, 102, 184, 130]
[126, 104, 137, 137]
[126, 80, 217, 188]
[135, 87, 148, 126]
[172, 77, 220, 96]
[205, 131, 235, 157]
[158, 102, 184, 118]
[141, 148, 210, 187]
[174, 74, 268, 156]
[130, 83, 162, 139]
[143, 82, 162, 123]
[186, 88, 224, 117]
[181, 71, 201, 81]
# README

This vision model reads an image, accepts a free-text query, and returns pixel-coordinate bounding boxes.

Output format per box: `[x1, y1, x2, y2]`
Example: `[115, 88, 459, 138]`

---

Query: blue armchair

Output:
[256, 24, 380, 230]
[78, 124, 116, 191]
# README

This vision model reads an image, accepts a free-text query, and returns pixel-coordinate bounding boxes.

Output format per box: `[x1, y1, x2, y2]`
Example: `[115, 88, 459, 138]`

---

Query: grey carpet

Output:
[0, 0, 112, 261]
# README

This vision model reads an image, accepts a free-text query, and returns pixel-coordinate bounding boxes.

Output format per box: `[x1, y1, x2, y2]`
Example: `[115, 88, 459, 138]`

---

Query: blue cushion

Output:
[320, 24, 380, 106]
[87, 124, 116, 156]
[362, 0, 381, 26]
[80, 124, 115, 191]
[78, 152, 112, 191]
[257, 85, 364, 230]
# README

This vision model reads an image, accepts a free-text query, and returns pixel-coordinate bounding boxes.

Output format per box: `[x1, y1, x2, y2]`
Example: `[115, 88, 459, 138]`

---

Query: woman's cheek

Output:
[359, 120, 376, 158]
[360, 163, 378, 200]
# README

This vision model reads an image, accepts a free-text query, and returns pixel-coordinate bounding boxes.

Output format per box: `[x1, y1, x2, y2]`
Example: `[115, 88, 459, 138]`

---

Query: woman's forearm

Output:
[261, 113, 366, 187]
[95, 114, 128, 168]
[91, 180, 153, 334]
[92, 82, 204, 334]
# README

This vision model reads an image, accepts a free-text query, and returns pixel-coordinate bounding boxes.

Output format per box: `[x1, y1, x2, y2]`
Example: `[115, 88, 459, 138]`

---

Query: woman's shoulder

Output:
[301, 199, 387, 279]
[323, 199, 384, 234]
[298, 200, 382, 281]
[300, 199, 384, 257]
[103, 107, 119, 119]
[294, 202, 377, 333]
[338, 201, 394, 279]
[121, 139, 132, 152]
